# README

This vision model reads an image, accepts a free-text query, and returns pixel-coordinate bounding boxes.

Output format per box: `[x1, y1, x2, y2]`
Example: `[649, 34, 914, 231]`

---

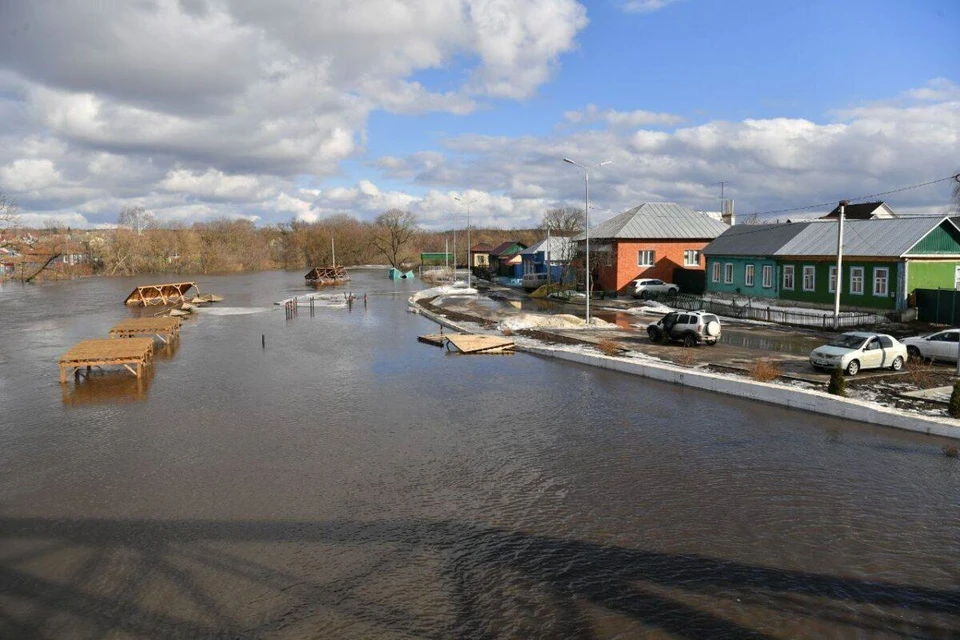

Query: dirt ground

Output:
[420, 292, 959, 420]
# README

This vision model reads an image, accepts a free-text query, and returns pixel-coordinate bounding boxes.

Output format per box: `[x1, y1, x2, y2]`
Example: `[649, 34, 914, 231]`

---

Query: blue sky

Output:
[0, 0, 957, 228]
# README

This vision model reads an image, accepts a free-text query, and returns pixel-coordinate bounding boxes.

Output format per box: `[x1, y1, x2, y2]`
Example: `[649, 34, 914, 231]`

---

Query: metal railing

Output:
[646, 292, 893, 328]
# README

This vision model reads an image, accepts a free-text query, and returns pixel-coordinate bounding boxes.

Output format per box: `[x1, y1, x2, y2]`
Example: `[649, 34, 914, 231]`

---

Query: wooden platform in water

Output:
[108, 317, 181, 343]
[305, 266, 350, 286]
[418, 333, 447, 347]
[58, 338, 155, 383]
[124, 282, 196, 306]
[445, 334, 515, 354]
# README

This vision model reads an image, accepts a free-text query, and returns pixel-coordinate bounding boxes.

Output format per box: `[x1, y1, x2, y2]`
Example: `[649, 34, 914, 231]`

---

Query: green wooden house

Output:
[704, 217, 960, 311]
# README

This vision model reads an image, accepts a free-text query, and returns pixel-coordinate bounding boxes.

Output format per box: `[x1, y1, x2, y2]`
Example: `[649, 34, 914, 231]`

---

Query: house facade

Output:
[519, 236, 574, 283]
[704, 217, 960, 311]
[576, 202, 729, 294]
[488, 241, 527, 279]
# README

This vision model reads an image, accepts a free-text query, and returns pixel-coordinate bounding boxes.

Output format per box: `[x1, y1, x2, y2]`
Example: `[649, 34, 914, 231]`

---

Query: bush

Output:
[749, 359, 781, 383]
[949, 380, 960, 419]
[828, 367, 847, 397]
[597, 338, 621, 356]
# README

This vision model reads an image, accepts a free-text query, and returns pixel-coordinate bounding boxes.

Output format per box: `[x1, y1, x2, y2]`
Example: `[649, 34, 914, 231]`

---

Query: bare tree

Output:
[0, 190, 19, 230]
[372, 209, 418, 269]
[118, 205, 154, 235]
[541, 206, 585, 237]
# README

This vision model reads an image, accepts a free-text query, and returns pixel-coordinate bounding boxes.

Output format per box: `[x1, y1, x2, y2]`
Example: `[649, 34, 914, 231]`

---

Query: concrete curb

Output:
[411, 298, 960, 440]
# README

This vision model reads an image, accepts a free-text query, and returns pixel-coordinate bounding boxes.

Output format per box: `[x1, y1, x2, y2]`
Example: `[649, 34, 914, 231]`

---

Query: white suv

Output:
[631, 278, 679, 299]
[647, 311, 721, 347]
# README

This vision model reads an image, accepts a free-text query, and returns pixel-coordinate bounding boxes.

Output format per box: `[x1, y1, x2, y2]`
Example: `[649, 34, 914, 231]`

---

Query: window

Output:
[723, 263, 733, 284]
[638, 250, 655, 267]
[783, 265, 795, 290]
[878, 336, 894, 349]
[850, 267, 864, 295]
[762, 265, 773, 288]
[744, 264, 755, 287]
[828, 266, 837, 293]
[712, 262, 721, 283]
[873, 267, 889, 297]
[684, 250, 700, 266]
[802, 265, 815, 292]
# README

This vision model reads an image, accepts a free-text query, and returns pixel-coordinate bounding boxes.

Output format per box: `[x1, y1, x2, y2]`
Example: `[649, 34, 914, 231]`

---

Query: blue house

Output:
[519, 236, 574, 284]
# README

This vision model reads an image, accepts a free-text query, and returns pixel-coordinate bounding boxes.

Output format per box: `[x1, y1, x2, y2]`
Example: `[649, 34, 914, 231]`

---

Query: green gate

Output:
[915, 288, 960, 324]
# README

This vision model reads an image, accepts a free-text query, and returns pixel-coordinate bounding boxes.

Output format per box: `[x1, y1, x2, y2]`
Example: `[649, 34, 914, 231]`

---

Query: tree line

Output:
[2, 203, 586, 278]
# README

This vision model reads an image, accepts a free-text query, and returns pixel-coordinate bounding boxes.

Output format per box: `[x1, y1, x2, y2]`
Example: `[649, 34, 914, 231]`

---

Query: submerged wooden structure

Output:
[124, 282, 196, 306]
[305, 266, 350, 286]
[445, 334, 515, 354]
[418, 333, 447, 347]
[58, 338, 155, 383]
[108, 317, 181, 343]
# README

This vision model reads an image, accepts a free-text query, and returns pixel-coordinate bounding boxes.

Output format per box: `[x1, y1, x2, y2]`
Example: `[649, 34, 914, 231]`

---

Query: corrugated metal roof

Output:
[777, 218, 948, 257]
[578, 202, 729, 240]
[519, 236, 573, 256]
[703, 223, 809, 256]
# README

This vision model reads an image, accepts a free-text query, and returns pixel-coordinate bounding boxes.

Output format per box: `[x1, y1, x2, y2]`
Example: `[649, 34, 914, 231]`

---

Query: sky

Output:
[0, 0, 957, 231]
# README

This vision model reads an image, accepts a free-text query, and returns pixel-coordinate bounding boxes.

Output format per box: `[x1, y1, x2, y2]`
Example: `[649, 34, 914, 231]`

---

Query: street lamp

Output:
[563, 157, 611, 324]
[454, 195, 477, 288]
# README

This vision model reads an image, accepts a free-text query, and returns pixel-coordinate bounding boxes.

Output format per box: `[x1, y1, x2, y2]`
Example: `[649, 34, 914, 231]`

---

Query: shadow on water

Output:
[1, 517, 957, 639]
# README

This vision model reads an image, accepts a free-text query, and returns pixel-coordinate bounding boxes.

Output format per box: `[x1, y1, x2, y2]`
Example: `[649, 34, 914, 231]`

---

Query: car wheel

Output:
[906, 346, 921, 359]
[647, 326, 661, 342]
[639, 290, 649, 300]
[683, 333, 698, 348]
[667, 288, 678, 296]
[890, 356, 904, 371]
[845, 359, 860, 376]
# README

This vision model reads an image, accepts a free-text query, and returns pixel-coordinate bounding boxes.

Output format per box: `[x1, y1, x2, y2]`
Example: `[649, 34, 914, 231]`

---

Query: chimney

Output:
[721, 199, 735, 226]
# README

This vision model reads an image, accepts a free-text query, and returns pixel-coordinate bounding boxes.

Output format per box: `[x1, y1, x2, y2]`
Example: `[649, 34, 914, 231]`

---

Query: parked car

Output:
[631, 278, 679, 299]
[809, 332, 908, 375]
[901, 328, 960, 363]
[521, 272, 550, 292]
[647, 311, 721, 347]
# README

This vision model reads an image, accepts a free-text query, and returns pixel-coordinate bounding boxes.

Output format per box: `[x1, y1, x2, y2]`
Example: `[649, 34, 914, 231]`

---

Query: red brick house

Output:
[578, 202, 729, 294]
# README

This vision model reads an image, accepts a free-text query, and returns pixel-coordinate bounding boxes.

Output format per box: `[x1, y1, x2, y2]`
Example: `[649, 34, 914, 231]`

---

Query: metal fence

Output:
[915, 288, 960, 325]
[648, 293, 890, 328]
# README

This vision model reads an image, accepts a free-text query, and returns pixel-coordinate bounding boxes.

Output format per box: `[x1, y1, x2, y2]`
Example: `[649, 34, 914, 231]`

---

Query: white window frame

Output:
[802, 265, 815, 292]
[783, 265, 795, 290]
[762, 265, 773, 288]
[638, 250, 655, 267]
[723, 263, 733, 284]
[828, 266, 837, 293]
[684, 249, 700, 267]
[873, 267, 889, 297]
[744, 264, 755, 287]
[712, 262, 721, 283]
[850, 266, 864, 295]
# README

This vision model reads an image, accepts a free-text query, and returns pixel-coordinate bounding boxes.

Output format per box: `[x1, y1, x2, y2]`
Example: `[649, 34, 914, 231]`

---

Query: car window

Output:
[864, 339, 879, 351]
[946, 333, 960, 343]
[677, 314, 690, 324]
[702, 314, 719, 324]
[651, 280, 663, 285]
[828, 334, 867, 349]
[878, 336, 893, 348]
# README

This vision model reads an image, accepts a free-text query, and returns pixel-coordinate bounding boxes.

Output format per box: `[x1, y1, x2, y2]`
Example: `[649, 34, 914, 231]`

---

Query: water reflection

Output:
[61, 366, 155, 405]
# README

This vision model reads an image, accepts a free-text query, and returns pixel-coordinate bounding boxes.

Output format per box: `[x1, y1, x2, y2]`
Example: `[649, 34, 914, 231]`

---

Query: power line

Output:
[741, 173, 959, 219]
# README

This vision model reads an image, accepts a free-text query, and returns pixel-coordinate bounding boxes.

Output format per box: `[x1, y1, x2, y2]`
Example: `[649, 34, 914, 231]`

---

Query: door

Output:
[861, 337, 884, 369]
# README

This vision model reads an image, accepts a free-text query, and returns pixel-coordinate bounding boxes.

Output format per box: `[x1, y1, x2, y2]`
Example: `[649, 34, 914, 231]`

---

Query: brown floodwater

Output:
[1, 270, 958, 639]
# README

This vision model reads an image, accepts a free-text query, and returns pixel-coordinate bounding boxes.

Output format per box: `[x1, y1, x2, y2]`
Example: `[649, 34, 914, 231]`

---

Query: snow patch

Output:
[499, 313, 616, 331]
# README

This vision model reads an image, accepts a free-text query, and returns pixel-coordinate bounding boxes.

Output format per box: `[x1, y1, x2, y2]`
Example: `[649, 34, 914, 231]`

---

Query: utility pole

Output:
[833, 200, 847, 331]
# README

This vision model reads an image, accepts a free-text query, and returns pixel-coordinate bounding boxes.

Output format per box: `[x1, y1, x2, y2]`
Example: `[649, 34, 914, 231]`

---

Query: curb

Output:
[410, 298, 960, 440]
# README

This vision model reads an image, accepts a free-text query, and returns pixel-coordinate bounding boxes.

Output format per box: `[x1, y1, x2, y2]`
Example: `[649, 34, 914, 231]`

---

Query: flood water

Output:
[1, 270, 958, 639]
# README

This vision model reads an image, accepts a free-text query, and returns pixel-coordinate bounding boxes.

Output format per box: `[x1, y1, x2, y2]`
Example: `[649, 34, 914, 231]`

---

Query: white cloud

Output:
[0, 159, 62, 191]
[619, 0, 684, 13]
[565, 104, 683, 127]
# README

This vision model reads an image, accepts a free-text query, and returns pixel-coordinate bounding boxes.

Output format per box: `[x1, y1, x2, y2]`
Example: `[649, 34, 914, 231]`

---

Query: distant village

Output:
[3, 199, 960, 325]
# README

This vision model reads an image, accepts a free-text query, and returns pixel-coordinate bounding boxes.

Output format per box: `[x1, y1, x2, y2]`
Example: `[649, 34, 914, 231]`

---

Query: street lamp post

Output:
[563, 157, 611, 324]
[454, 196, 477, 288]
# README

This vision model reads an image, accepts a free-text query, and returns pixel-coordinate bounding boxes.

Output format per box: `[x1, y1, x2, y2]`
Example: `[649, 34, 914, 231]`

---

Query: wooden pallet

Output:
[445, 334, 515, 354]
[58, 338, 155, 383]
[418, 333, 447, 347]
[123, 282, 196, 306]
[108, 317, 181, 343]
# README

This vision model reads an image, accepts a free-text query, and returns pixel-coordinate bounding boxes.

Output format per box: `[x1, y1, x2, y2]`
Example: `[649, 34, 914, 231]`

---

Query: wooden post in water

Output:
[262, 334, 265, 349]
